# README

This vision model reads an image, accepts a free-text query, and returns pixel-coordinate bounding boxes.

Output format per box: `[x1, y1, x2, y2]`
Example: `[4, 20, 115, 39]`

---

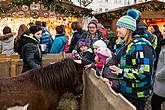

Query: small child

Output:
[72, 46, 120, 92]
[93, 40, 107, 54]
[94, 47, 112, 76]
[77, 39, 93, 62]
[89, 47, 120, 92]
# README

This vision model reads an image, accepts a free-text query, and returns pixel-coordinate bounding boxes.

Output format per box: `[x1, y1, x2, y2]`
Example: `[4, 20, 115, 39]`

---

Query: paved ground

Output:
[145, 95, 165, 110]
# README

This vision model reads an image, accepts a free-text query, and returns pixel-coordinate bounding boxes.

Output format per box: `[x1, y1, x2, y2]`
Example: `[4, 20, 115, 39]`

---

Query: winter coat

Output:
[114, 40, 124, 55]
[81, 30, 105, 48]
[102, 53, 120, 92]
[69, 30, 85, 52]
[154, 35, 164, 70]
[153, 46, 165, 97]
[86, 53, 120, 92]
[17, 33, 42, 72]
[40, 27, 53, 54]
[1, 34, 15, 55]
[116, 37, 155, 98]
[64, 36, 69, 53]
[50, 34, 66, 54]
[132, 21, 157, 49]
[79, 48, 93, 62]
[97, 27, 107, 38]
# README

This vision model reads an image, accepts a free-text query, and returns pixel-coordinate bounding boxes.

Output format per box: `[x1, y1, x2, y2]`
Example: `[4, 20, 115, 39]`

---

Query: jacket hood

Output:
[137, 21, 148, 29]
[16, 33, 39, 54]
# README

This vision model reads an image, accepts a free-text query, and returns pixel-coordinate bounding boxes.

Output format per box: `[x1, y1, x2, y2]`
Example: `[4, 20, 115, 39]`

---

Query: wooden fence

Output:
[0, 53, 71, 77]
[81, 69, 136, 110]
[0, 54, 22, 77]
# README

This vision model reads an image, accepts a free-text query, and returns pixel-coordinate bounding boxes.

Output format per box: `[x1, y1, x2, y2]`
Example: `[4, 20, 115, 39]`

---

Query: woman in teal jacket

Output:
[50, 25, 66, 54]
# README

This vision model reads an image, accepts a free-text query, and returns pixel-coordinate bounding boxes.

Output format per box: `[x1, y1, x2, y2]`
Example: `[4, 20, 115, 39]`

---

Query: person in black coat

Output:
[69, 21, 85, 52]
[17, 26, 42, 72]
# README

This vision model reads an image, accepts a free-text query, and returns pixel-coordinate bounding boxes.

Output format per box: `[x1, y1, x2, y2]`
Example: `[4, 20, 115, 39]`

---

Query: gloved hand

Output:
[70, 50, 81, 60]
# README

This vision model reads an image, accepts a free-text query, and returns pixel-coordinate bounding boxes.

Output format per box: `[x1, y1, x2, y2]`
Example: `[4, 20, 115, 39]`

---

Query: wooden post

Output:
[10, 59, 17, 77]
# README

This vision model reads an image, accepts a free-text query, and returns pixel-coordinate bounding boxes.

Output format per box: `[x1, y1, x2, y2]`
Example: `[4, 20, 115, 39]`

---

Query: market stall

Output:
[95, 1, 165, 32]
[0, 0, 92, 40]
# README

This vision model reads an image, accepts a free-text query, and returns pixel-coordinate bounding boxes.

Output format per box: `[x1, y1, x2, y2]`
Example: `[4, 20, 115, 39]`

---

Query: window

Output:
[114, 0, 121, 3]
[105, 8, 109, 11]
[134, 0, 137, 3]
[99, 8, 102, 12]
[138, 0, 143, 2]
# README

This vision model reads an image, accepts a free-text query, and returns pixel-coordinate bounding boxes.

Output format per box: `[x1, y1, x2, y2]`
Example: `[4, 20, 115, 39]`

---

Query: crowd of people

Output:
[0, 8, 165, 110]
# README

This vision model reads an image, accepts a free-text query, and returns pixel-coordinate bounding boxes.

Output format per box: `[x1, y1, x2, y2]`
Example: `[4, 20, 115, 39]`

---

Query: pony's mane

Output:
[28, 58, 80, 90]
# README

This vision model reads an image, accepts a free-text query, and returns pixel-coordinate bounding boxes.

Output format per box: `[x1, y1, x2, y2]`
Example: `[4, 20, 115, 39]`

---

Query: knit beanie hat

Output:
[78, 39, 88, 48]
[116, 9, 139, 31]
[88, 21, 97, 28]
[93, 40, 107, 48]
[126, 9, 140, 20]
[95, 47, 112, 64]
[29, 26, 42, 34]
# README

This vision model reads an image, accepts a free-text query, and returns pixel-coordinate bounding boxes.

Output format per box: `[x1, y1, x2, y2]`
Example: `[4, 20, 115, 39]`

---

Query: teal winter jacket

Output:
[50, 34, 66, 54]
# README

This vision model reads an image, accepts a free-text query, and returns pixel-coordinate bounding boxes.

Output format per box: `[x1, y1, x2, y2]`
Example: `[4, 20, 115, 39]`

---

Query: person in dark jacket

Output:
[17, 26, 42, 72]
[130, 9, 157, 49]
[150, 24, 163, 70]
[69, 21, 85, 52]
[14, 24, 29, 53]
[77, 39, 93, 62]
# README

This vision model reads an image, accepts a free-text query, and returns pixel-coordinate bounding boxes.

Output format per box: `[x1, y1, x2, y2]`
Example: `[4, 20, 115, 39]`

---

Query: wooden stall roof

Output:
[0, 0, 92, 17]
[0, 0, 90, 11]
[95, 1, 165, 22]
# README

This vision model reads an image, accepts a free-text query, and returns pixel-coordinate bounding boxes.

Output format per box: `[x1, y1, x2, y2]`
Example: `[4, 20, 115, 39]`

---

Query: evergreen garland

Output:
[0, 0, 93, 17]
[97, 3, 165, 22]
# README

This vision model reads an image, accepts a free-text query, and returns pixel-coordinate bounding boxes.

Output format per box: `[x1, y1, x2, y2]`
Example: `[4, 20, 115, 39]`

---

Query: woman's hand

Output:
[101, 77, 112, 89]
[109, 65, 122, 75]
[84, 64, 92, 70]
[74, 60, 82, 64]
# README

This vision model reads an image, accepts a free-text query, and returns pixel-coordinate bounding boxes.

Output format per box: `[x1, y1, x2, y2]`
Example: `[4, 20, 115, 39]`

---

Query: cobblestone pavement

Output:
[145, 96, 165, 110]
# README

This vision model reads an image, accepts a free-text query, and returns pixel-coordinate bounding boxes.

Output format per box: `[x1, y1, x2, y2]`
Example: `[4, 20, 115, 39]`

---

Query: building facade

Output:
[72, 0, 164, 13]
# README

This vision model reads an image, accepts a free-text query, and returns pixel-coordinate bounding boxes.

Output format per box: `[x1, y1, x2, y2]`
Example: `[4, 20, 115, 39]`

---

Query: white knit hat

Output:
[96, 47, 112, 64]
[93, 40, 107, 48]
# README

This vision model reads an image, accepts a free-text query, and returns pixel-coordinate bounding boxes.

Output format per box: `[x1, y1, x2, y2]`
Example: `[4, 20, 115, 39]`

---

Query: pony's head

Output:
[30, 58, 84, 93]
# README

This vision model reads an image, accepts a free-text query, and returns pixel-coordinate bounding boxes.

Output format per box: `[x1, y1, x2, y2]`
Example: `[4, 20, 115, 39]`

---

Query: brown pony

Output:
[0, 58, 84, 110]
